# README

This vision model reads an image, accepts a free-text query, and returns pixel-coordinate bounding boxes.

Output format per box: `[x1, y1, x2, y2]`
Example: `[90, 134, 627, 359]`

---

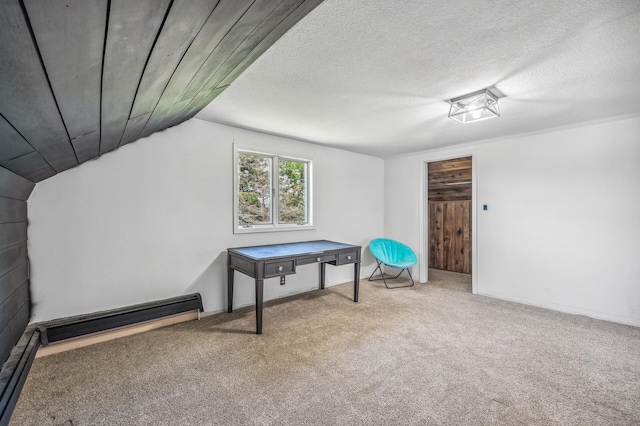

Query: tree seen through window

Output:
[237, 152, 307, 226]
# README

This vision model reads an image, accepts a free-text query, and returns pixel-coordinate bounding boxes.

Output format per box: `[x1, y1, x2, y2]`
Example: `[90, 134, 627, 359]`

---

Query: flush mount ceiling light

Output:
[448, 88, 500, 124]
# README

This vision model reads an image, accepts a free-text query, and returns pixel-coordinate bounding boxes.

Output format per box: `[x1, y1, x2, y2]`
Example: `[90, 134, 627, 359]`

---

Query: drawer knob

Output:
[347, 255, 352, 260]
[317, 257, 321, 262]
[277, 266, 283, 272]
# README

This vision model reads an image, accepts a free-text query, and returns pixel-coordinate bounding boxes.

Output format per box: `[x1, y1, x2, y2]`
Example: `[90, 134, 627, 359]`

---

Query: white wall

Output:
[385, 115, 640, 326]
[27, 119, 384, 322]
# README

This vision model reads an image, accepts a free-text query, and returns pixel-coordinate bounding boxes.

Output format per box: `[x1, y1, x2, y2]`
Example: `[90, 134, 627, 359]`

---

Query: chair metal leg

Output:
[368, 260, 414, 289]
[368, 260, 384, 281]
[406, 268, 415, 286]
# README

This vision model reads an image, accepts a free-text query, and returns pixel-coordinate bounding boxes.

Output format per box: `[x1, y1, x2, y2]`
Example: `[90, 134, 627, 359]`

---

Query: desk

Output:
[227, 240, 361, 334]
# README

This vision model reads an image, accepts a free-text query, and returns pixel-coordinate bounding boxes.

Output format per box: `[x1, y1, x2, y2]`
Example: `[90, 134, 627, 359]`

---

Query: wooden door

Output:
[428, 157, 471, 274]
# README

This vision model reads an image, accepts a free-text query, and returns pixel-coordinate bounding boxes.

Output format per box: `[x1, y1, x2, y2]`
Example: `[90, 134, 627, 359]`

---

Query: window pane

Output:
[278, 159, 306, 224]
[238, 153, 272, 225]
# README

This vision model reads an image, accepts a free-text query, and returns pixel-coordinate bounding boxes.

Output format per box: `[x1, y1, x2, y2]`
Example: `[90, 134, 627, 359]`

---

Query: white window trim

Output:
[233, 144, 314, 234]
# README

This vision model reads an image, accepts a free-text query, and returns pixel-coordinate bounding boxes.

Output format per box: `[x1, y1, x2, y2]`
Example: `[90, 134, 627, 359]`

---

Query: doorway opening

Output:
[427, 157, 472, 292]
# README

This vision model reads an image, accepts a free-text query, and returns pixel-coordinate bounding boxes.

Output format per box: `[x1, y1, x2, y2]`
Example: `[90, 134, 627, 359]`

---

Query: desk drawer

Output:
[337, 251, 358, 265]
[297, 254, 337, 266]
[264, 260, 296, 278]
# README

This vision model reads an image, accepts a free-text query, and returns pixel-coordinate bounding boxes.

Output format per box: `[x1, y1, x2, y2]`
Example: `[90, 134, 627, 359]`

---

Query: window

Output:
[234, 147, 312, 233]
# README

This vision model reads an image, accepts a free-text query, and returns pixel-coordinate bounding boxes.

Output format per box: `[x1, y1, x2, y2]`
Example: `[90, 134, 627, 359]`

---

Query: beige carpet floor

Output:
[10, 270, 640, 425]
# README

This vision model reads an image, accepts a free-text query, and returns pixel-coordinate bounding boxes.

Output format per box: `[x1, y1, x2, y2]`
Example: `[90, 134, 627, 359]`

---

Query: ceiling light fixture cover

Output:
[448, 88, 500, 124]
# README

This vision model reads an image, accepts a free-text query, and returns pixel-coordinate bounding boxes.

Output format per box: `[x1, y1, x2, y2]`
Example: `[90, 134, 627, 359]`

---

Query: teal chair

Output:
[368, 238, 417, 288]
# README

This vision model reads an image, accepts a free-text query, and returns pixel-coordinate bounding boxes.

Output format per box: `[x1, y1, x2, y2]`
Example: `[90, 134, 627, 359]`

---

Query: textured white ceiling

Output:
[196, 0, 640, 158]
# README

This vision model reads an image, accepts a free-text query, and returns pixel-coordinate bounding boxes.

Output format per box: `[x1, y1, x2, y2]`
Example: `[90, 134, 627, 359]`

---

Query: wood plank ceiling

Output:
[0, 0, 322, 183]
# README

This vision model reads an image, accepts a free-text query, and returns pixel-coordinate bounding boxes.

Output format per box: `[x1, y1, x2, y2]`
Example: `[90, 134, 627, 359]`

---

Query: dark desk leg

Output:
[320, 262, 326, 290]
[255, 279, 264, 335]
[227, 267, 234, 313]
[354, 261, 360, 302]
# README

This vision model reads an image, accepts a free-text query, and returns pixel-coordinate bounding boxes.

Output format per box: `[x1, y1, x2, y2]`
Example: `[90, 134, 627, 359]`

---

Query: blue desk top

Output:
[229, 240, 359, 260]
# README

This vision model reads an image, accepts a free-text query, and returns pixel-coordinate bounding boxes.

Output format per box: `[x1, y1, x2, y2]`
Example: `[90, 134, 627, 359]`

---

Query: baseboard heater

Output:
[38, 293, 203, 346]
[0, 326, 40, 426]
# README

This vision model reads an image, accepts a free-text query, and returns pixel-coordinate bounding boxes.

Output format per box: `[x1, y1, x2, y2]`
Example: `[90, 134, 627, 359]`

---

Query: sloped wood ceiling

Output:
[0, 0, 322, 183]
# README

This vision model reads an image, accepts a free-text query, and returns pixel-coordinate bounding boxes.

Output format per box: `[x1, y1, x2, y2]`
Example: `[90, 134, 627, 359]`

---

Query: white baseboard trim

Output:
[478, 291, 640, 328]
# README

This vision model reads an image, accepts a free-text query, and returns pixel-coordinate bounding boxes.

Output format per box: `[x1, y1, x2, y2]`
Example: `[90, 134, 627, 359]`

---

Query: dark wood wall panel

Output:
[24, 0, 107, 164]
[0, 263, 28, 311]
[0, 223, 27, 251]
[0, 115, 33, 163]
[0, 199, 27, 224]
[169, 0, 290, 124]
[177, 0, 290, 104]
[428, 168, 472, 185]
[429, 201, 471, 274]
[428, 157, 472, 274]
[174, 86, 227, 126]
[0, 0, 78, 177]
[220, 0, 323, 88]
[429, 202, 444, 271]
[428, 184, 471, 202]
[428, 156, 472, 202]
[0, 303, 29, 366]
[428, 157, 472, 173]
[100, 0, 172, 155]
[0, 167, 32, 366]
[176, 0, 323, 123]
[0, 282, 29, 335]
[129, 0, 219, 120]
[140, 0, 254, 136]
[0, 151, 56, 183]
[168, 0, 314, 127]
[119, 0, 221, 144]
[0, 0, 322, 183]
[120, 113, 152, 146]
[0, 264, 29, 366]
[0, 168, 35, 201]
[185, 0, 306, 102]
[0, 244, 27, 278]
